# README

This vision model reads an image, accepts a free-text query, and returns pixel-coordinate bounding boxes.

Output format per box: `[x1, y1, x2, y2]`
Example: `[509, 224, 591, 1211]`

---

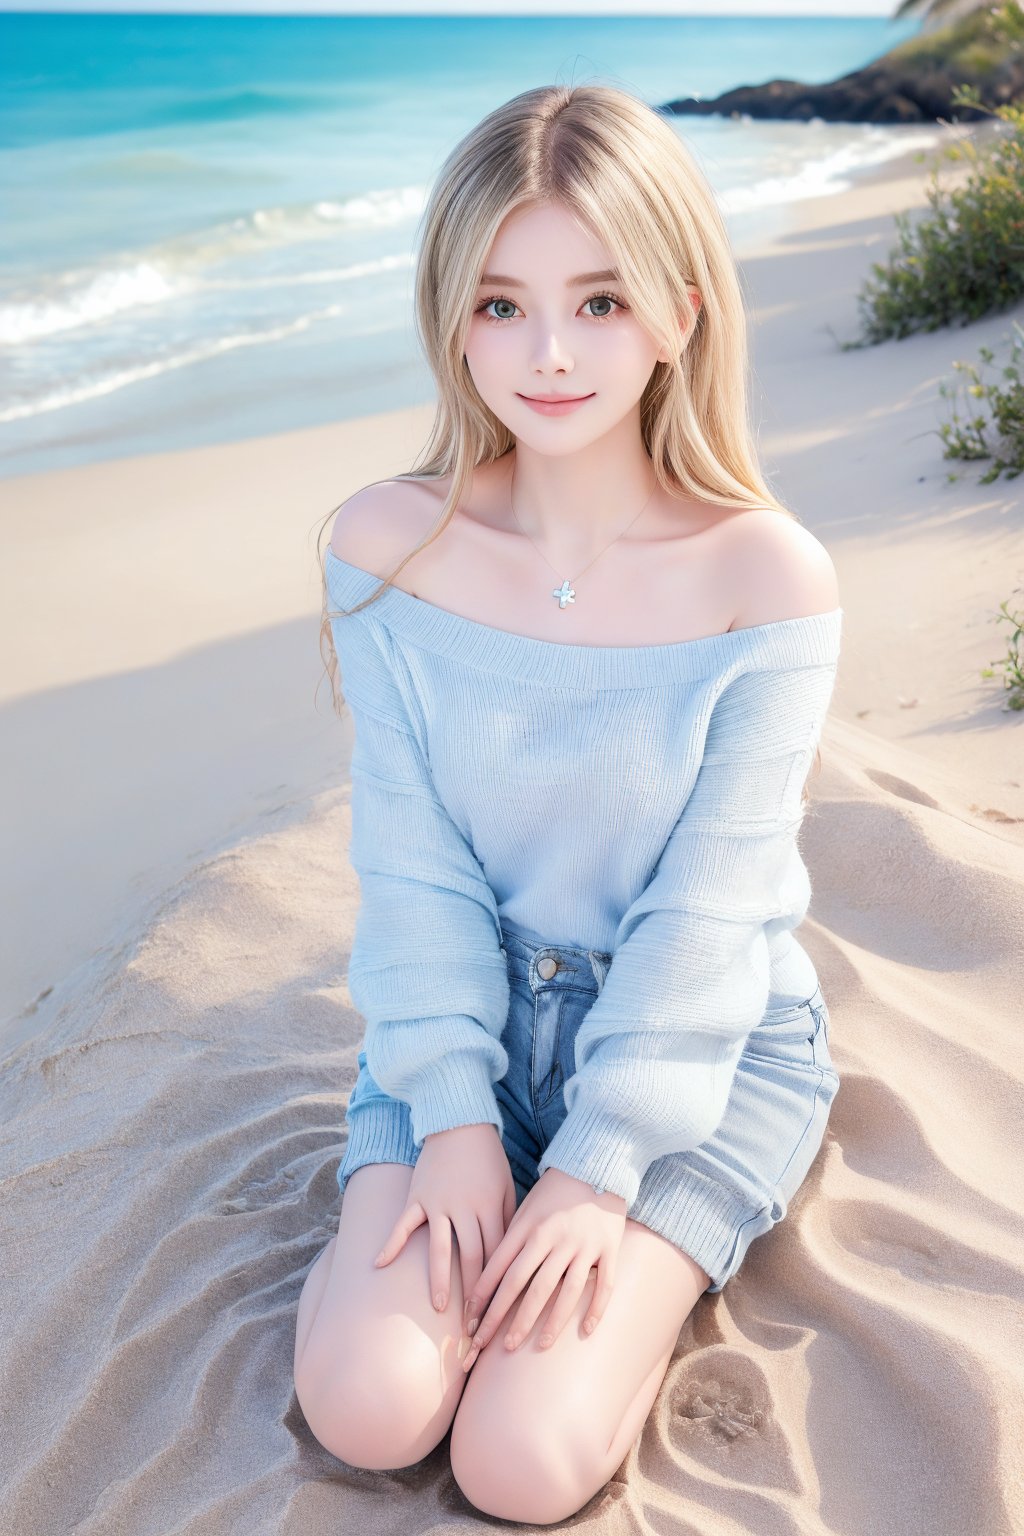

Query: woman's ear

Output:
[657, 291, 701, 363]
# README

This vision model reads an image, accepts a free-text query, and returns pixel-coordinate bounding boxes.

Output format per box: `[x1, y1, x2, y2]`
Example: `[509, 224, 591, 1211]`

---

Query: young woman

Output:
[294, 83, 842, 1523]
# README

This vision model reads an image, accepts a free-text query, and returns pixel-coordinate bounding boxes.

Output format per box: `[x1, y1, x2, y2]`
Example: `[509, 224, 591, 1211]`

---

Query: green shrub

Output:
[936, 321, 1024, 481]
[849, 89, 1024, 344]
[979, 592, 1024, 711]
[890, 1, 1024, 74]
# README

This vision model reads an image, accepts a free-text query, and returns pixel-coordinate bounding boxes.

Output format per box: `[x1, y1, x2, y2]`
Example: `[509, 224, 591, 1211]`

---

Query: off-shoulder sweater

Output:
[325, 548, 843, 1208]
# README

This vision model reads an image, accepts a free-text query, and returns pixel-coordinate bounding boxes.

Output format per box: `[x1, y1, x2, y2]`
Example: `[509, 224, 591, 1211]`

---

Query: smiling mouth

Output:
[518, 393, 595, 403]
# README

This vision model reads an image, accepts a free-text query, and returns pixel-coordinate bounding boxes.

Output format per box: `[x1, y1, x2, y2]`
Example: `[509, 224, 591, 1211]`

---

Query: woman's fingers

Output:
[583, 1248, 617, 1335]
[483, 1193, 512, 1268]
[428, 1210, 454, 1311]
[469, 1247, 537, 1351]
[535, 1255, 595, 1347]
[453, 1215, 484, 1324]
[501, 1248, 573, 1350]
[374, 1200, 425, 1268]
[463, 1228, 514, 1332]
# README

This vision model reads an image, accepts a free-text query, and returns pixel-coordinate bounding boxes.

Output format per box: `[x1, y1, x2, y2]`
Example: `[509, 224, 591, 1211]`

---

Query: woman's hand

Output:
[461, 1167, 627, 1371]
[373, 1122, 517, 1320]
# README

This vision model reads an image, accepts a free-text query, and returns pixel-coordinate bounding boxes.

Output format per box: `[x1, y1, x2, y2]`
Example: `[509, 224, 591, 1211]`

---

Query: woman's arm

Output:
[536, 640, 841, 1209]
[330, 491, 511, 1148]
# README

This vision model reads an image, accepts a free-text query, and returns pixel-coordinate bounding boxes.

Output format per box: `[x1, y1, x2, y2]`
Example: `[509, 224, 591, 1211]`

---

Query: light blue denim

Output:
[337, 924, 840, 1293]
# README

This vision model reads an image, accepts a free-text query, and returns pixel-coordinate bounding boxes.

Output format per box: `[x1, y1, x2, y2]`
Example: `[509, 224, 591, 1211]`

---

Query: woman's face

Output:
[463, 200, 697, 453]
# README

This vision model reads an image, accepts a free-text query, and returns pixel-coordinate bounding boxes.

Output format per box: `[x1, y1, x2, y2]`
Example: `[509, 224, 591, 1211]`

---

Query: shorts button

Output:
[537, 956, 559, 980]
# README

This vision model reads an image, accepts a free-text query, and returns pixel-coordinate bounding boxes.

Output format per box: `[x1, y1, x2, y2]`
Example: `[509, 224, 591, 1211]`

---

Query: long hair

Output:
[315, 82, 820, 793]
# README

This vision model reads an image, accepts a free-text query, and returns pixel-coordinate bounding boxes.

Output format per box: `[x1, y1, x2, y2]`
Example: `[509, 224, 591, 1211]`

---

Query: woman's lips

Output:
[517, 393, 595, 416]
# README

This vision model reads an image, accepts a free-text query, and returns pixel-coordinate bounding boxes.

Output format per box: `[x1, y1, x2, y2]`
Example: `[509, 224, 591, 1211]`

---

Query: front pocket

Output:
[811, 1002, 838, 1077]
[749, 997, 818, 1046]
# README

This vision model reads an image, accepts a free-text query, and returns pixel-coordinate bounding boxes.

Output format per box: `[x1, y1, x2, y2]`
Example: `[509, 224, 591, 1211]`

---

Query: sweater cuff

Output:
[405, 1038, 504, 1148]
[536, 1105, 663, 1209]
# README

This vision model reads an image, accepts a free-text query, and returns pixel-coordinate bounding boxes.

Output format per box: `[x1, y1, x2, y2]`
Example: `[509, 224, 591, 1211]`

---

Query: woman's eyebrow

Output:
[478, 268, 620, 288]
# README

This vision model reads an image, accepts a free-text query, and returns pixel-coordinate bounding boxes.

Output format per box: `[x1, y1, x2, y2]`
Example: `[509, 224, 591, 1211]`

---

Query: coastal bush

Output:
[936, 321, 1024, 481]
[891, 1, 1024, 82]
[850, 86, 1024, 343]
[980, 592, 1024, 711]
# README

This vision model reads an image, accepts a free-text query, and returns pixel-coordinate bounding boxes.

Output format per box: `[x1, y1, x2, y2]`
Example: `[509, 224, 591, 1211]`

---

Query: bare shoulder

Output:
[723, 509, 840, 630]
[329, 476, 446, 577]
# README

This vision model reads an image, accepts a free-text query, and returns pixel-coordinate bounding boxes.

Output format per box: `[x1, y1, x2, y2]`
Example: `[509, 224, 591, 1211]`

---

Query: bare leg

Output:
[293, 1236, 338, 1378]
[293, 1163, 472, 1470]
[449, 1219, 710, 1524]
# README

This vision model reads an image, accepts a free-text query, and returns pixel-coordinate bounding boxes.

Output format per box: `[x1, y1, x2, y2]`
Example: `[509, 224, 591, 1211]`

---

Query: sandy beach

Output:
[2, 127, 1023, 1533]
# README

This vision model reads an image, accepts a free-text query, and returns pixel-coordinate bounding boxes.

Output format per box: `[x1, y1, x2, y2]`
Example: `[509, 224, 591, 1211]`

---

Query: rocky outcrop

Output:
[662, 11, 1024, 124]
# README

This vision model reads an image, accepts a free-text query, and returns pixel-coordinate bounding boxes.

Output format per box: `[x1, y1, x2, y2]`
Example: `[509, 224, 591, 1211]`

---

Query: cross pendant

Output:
[551, 578, 576, 609]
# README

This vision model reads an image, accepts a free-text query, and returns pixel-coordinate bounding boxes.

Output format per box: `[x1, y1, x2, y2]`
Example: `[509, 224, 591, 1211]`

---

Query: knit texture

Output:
[326, 548, 843, 1208]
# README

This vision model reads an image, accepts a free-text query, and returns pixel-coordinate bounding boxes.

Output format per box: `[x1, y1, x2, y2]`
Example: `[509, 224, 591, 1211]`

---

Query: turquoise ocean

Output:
[0, 10, 938, 478]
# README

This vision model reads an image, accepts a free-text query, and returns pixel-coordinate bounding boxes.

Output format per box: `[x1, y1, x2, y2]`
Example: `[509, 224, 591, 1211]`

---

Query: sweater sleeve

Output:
[535, 650, 839, 1208]
[334, 610, 510, 1149]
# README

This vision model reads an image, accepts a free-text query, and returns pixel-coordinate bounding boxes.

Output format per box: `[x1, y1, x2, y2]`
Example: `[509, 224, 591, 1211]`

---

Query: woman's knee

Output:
[296, 1317, 461, 1470]
[294, 1163, 472, 1469]
[450, 1399, 601, 1524]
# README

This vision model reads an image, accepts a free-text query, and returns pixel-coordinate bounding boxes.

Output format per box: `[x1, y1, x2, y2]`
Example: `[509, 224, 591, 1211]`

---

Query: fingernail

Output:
[466, 1317, 478, 1336]
[435, 1291, 446, 1310]
[374, 1253, 385, 1266]
[463, 1348, 479, 1372]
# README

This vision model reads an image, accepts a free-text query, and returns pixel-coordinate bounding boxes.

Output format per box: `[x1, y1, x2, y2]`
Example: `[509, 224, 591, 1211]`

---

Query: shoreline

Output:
[0, 119, 987, 487]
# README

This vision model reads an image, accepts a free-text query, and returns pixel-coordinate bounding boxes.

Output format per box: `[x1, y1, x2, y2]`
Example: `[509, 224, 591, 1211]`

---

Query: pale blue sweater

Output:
[326, 548, 843, 1208]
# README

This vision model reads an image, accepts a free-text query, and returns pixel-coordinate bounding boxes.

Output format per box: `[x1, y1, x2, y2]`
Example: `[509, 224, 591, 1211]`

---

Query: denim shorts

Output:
[336, 925, 840, 1293]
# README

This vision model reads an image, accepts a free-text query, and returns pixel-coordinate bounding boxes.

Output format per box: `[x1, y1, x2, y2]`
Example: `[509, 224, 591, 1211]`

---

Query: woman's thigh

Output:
[449, 1214, 710, 1526]
[293, 1162, 470, 1470]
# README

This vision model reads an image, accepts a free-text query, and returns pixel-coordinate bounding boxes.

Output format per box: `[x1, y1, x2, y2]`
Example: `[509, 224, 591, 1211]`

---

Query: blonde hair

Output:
[316, 84, 818, 790]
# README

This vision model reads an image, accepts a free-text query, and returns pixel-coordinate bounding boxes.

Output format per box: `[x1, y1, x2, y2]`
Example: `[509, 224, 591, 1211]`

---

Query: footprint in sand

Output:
[863, 769, 940, 810]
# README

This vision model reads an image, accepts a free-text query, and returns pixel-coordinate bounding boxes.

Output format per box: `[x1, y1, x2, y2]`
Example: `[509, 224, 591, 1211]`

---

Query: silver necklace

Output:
[508, 464, 659, 610]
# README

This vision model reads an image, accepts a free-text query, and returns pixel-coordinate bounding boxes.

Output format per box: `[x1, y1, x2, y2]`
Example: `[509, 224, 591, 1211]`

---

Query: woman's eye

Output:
[479, 296, 519, 323]
[582, 294, 623, 321]
[475, 292, 627, 325]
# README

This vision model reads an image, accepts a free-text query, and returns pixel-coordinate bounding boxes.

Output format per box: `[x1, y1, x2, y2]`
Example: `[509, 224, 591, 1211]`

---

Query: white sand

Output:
[2, 130, 1023, 1533]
